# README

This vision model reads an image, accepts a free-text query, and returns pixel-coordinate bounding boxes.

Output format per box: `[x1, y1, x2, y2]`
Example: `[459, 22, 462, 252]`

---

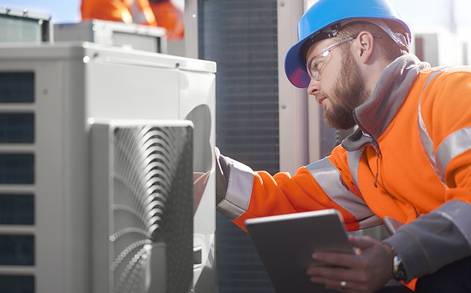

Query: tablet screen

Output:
[246, 209, 353, 293]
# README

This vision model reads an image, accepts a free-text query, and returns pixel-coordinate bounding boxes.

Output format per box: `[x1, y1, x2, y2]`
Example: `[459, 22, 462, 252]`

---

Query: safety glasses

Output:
[307, 36, 355, 81]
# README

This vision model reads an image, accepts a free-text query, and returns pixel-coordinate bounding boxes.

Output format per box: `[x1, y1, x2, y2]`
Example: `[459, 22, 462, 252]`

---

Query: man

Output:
[215, 0, 471, 292]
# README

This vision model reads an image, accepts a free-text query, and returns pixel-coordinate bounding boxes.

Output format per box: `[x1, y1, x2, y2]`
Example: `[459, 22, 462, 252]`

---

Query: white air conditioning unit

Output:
[0, 42, 216, 293]
[0, 6, 52, 43]
[54, 20, 167, 53]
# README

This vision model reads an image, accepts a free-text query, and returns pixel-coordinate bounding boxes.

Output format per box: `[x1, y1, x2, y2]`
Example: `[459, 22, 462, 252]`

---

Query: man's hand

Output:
[306, 236, 394, 292]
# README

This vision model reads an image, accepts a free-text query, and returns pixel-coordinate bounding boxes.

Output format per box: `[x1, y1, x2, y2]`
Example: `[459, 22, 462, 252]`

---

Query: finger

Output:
[312, 252, 359, 268]
[307, 264, 350, 277]
[307, 264, 349, 276]
[306, 265, 367, 284]
[310, 276, 367, 292]
[342, 289, 366, 293]
[340, 288, 366, 293]
[349, 236, 377, 250]
[305, 262, 323, 272]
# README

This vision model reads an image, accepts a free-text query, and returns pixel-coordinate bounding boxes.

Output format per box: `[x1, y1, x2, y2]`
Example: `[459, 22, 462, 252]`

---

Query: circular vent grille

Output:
[111, 126, 193, 293]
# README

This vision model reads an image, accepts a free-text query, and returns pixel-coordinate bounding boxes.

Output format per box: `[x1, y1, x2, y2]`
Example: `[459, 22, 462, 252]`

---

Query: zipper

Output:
[371, 140, 382, 187]
[353, 112, 383, 187]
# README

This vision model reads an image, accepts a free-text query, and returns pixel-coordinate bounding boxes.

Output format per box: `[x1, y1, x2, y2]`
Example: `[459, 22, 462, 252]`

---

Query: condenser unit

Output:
[0, 42, 216, 293]
[54, 20, 167, 53]
[0, 6, 52, 43]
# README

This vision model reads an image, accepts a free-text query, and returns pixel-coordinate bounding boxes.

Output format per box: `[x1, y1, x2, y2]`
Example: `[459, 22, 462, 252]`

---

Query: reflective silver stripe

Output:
[217, 160, 254, 220]
[437, 127, 471, 180]
[417, 70, 444, 178]
[217, 199, 245, 220]
[129, 0, 148, 24]
[347, 149, 363, 189]
[437, 200, 471, 247]
[418, 102, 437, 170]
[350, 223, 388, 239]
[307, 158, 373, 221]
[358, 215, 383, 229]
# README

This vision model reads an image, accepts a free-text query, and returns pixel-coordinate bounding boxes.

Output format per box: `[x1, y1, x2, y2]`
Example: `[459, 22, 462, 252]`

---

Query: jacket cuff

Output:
[383, 200, 471, 281]
[383, 229, 429, 281]
[216, 157, 254, 220]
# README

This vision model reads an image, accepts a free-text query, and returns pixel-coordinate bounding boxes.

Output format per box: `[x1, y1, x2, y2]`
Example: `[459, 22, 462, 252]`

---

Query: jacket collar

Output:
[342, 54, 430, 151]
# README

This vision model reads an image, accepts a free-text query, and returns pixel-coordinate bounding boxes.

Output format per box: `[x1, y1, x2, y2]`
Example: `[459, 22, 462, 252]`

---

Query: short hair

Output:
[302, 21, 406, 64]
[334, 21, 404, 61]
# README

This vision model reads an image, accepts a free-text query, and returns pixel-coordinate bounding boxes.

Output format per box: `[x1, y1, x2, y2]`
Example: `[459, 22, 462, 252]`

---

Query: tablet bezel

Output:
[245, 209, 354, 293]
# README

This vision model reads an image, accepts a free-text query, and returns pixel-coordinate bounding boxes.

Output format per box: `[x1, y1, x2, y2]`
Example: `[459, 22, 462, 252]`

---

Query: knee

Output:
[416, 256, 471, 293]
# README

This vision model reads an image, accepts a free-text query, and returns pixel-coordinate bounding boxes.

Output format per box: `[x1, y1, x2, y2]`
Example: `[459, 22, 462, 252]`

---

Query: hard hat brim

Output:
[285, 39, 311, 89]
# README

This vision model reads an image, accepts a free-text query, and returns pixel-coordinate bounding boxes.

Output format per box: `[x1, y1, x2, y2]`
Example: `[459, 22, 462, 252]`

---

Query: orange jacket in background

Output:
[150, 0, 184, 40]
[81, 0, 157, 26]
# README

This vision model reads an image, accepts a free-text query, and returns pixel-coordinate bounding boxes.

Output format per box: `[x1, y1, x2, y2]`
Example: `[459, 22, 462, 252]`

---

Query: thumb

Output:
[349, 236, 376, 250]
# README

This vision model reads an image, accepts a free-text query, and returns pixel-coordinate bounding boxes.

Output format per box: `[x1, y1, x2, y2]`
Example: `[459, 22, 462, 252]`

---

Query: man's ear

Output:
[355, 31, 375, 63]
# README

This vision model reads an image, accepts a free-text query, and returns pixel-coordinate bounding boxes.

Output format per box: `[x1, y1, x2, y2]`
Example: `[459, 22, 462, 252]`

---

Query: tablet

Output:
[245, 209, 354, 293]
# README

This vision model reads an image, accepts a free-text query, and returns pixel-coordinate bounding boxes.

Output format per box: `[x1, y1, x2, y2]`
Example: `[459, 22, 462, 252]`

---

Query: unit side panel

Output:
[86, 60, 180, 120]
[53, 24, 95, 43]
[179, 70, 215, 234]
[0, 58, 89, 293]
[33, 61, 68, 293]
[61, 60, 90, 293]
[90, 124, 113, 293]
[13, 60, 66, 293]
[0, 61, 41, 293]
[178, 70, 217, 291]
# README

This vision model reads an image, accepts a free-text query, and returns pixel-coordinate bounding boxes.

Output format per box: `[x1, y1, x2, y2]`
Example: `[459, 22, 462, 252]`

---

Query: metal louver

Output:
[198, 0, 278, 292]
[91, 121, 193, 293]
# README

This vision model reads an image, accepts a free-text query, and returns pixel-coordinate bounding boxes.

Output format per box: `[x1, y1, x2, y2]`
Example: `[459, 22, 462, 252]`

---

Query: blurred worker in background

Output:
[149, 0, 184, 40]
[81, 0, 184, 40]
[215, 0, 471, 292]
[81, 0, 157, 26]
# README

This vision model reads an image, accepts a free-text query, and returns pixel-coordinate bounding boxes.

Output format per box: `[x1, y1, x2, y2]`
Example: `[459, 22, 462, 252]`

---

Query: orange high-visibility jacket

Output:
[81, 0, 157, 26]
[217, 55, 471, 282]
[150, 0, 184, 40]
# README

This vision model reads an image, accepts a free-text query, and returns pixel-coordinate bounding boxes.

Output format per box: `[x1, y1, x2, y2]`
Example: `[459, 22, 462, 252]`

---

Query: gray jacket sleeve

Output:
[383, 200, 471, 281]
[214, 147, 255, 220]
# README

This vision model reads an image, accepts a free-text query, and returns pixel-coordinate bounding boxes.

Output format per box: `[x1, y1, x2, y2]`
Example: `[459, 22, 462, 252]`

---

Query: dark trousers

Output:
[377, 256, 471, 293]
[415, 256, 471, 293]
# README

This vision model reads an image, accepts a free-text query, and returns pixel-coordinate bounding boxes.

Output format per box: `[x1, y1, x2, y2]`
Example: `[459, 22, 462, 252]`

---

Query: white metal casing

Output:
[0, 6, 52, 43]
[0, 42, 216, 293]
[54, 20, 167, 54]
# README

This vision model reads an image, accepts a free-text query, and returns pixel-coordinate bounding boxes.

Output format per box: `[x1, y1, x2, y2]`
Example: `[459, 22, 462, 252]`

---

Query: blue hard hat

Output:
[285, 0, 411, 88]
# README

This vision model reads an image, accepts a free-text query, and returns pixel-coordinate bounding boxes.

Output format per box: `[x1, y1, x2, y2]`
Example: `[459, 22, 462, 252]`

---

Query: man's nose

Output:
[307, 78, 320, 97]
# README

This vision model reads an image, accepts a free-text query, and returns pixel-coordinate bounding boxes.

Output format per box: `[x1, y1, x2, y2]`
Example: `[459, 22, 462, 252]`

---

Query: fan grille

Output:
[111, 125, 193, 293]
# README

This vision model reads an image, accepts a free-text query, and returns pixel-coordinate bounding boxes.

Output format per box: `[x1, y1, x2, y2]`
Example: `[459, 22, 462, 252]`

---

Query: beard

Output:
[323, 48, 369, 129]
